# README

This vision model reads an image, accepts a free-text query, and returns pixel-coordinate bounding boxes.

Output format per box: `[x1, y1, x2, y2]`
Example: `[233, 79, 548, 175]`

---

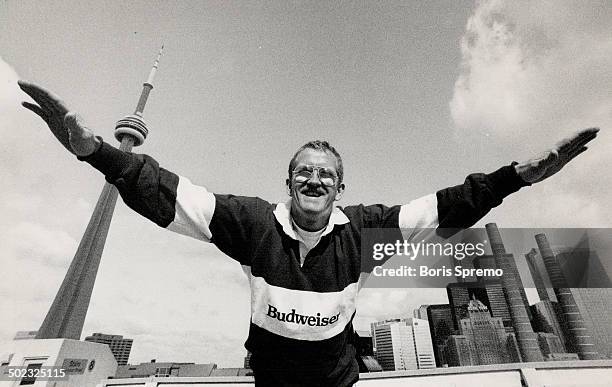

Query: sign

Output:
[61, 358, 87, 374]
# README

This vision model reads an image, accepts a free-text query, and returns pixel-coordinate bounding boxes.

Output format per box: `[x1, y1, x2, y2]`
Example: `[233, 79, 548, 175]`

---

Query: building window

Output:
[19, 363, 42, 385]
[155, 367, 170, 377]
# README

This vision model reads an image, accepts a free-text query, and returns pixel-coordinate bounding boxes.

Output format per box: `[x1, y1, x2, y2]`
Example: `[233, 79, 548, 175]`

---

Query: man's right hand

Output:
[18, 80, 100, 157]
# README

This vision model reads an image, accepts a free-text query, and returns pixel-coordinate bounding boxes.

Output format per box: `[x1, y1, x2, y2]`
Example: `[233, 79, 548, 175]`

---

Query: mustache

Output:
[301, 187, 325, 195]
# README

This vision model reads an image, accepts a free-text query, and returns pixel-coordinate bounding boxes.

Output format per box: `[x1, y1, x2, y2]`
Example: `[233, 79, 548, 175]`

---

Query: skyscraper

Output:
[372, 320, 416, 371]
[571, 289, 612, 359]
[535, 233, 599, 360]
[486, 223, 542, 362]
[536, 332, 565, 357]
[371, 318, 435, 371]
[35, 47, 163, 340]
[526, 234, 612, 359]
[416, 304, 454, 367]
[530, 300, 566, 350]
[446, 281, 512, 333]
[442, 335, 474, 367]
[414, 305, 430, 320]
[411, 319, 436, 369]
[244, 351, 252, 369]
[459, 299, 519, 365]
[85, 333, 133, 366]
[526, 248, 554, 301]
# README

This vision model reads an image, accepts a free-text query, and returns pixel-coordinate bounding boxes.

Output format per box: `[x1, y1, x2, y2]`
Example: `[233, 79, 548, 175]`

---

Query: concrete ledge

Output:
[358, 359, 612, 379]
[98, 360, 612, 387]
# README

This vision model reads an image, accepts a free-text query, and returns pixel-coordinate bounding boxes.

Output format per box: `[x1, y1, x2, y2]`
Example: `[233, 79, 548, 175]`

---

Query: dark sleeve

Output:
[78, 139, 180, 228]
[208, 194, 271, 265]
[349, 204, 402, 229]
[436, 164, 530, 229]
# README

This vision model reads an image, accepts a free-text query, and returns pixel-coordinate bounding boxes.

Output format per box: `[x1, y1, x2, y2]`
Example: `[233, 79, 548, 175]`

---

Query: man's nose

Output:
[307, 170, 323, 185]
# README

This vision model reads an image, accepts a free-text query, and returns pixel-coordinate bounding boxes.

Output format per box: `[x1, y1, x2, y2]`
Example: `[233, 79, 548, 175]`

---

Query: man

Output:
[18, 80, 598, 386]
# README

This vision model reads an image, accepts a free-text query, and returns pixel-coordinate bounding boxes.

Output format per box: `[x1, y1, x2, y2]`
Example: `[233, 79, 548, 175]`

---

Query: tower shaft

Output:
[36, 47, 161, 339]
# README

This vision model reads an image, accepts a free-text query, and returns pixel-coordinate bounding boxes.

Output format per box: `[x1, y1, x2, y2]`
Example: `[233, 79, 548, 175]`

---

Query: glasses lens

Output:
[318, 169, 336, 186]
[293, 166, 337, 186]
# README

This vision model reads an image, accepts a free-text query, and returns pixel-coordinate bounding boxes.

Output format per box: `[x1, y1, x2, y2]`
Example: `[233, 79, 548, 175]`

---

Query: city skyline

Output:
[2, 1, 611, 367]
[5, 227, 608, 373]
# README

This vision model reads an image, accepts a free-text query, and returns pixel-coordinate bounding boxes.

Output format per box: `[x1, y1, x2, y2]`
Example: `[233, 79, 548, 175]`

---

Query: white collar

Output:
[273, 199, 349, 241]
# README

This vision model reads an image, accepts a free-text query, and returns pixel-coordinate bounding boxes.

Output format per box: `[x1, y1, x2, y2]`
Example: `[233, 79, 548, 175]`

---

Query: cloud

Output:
[450, 0, 612, 145]
[450, 0, 612, 227]
[4, 222, 77, 266]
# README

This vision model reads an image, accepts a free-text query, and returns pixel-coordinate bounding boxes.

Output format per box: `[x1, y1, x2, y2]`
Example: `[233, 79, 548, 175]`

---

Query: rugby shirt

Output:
[81, 140, 529, 386]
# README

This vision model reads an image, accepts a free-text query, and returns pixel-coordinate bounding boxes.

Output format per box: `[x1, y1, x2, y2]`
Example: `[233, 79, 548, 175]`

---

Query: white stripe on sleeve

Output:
[167, 176, 216, 242]
[399, 193, 439, 241]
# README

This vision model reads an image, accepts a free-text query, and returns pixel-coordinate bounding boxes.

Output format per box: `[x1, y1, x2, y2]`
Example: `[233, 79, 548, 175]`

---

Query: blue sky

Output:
[1, 1, 610, 366]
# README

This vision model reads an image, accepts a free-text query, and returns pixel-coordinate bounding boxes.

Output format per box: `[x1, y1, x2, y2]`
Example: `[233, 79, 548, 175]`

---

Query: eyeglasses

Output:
[292, 165, 338, 187]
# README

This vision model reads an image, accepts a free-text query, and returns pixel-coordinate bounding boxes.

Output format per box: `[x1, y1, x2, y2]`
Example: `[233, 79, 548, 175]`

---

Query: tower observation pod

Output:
[35, 47, 163, 340]
[114, 45, 163, 150]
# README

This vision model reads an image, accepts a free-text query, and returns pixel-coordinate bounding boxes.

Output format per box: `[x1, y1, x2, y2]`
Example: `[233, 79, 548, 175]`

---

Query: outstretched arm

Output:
[19, 80, 264, 261]
[400, 128, 600, 233]
[19, 80, 215, 241]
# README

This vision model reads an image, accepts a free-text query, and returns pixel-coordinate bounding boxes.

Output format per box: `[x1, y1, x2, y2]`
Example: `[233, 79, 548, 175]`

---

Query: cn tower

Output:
[36, 47, 164, 340]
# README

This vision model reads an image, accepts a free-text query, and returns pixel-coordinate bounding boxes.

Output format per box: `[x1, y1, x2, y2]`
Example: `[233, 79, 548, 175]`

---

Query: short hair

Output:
[288, 140, 344, 185]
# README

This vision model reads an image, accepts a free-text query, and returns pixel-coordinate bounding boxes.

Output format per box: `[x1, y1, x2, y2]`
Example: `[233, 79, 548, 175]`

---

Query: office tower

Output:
[531, 300, 566, 350]
[418, 304, 454, 367]
[371, 318, 435, 371]
[485, 223, 542, 362]
[411, 319, 436, 369]
[556, 241, 612, 358]
[442, 335, 474, 366]
[244, 351, 252, 369]
[459, 298, 519, 365]
[451, 251, 515, 333]
[572, 289, 612, 359]
[85, 333, 133, 366]
[36, 48, 164, 340]
[414, 305, 429, 320]
[506, 332, 522, 363]
[526, 235, 612, 359]
[472, 254, 516, 331]
[526, 248, 554, 301]
[446, 281, 512, 333]
[536, 332, 565, 357]
[483, 282, 514, 333]
[447, 282, 472, 328]
[372, 319, 416, 371]
[535, 233, 599, 360]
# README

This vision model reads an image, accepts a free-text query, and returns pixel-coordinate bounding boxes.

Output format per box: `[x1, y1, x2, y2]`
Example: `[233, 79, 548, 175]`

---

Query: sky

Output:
[1, 0, 611, 367]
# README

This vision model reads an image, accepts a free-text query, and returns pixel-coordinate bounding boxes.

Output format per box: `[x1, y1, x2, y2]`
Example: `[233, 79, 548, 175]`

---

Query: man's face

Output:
[287, 148, 344, 222]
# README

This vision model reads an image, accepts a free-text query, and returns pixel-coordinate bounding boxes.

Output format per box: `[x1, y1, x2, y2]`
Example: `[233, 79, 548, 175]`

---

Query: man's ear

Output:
[286, 178, 291, 196]
[335, 183, 345, 201]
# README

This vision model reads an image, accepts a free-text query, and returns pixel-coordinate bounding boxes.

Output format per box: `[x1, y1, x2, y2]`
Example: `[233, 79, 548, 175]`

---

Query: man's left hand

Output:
[515, 127, 599, 184]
